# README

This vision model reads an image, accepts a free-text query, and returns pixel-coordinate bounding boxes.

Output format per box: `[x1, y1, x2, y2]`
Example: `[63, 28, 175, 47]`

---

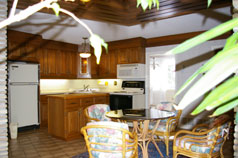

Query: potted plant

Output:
[138, 0, 238, 119]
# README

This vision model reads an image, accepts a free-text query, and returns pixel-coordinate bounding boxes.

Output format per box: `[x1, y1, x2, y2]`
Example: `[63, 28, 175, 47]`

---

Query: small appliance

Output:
[117, 64, 145, 79]
[109, 81, 145, 110]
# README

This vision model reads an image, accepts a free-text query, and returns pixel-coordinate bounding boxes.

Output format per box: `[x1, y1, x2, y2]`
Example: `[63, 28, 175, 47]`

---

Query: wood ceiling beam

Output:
[7, 0, 232, 26]
[146, 30, 232, 47]
[137, 0, 227, 21]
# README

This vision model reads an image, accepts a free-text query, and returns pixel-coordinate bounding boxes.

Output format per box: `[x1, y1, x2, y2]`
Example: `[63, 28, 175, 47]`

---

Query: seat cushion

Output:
[148, 109, 177, 132]
[88, 104, 111, 121]
[175, 136, 222, 154]
[86, 121, 133, 158]
[155, 102, 176, 112]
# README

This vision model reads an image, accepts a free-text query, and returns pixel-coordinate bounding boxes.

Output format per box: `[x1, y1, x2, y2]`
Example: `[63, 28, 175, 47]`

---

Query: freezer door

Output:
[9, 63, 39, 83]
[9, 85, 39, 127]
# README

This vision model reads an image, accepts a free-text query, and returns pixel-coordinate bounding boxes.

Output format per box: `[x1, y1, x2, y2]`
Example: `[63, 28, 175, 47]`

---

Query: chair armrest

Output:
[174, 129, 210, 138]
[165, 110, 182, 131]
[84, 107, 100, 122]
[192, 124, 209, 132]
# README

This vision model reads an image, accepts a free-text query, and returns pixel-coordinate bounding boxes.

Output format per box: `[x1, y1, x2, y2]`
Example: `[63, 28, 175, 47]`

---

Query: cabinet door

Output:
[91, 55, 99, 78]
[98, 51, 117, 78]
[22, 44, 38, 62]
[47, 49, 57, 75]
[109, 51, 117, 78]
[98, 52, 110, 78]
[128, 47, 145, 64]
[66, 108, 80, 138]
[81, 98, 94, 107]
[40, 95, 48, 127]
[38, 49, 48, 77]
[94, 96, 109, 104]
[79, 107, 86, 129]
[56, 50, 67, 77]
[8, 41, 38, 62]
[8, 42, 24, 60]
[65, 51, 77, 78]
[117, 48, 129, 64]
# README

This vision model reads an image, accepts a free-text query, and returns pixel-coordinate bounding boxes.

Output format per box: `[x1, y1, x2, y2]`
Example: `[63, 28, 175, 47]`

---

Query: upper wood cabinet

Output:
[8, 30, 145, 79]
[8, 30, 78, 79]
[38, 40, 77, 79]
[8, 31, 40, 62]
[97, 37, 146, 78]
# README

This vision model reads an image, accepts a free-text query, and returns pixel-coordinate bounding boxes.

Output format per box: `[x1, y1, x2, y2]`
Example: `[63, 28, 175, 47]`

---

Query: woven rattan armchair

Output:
[81, 121, 138, 158]
[173, 121, 231, 158]
[149, 102, 182, 156]
[84, 104, 111, 122]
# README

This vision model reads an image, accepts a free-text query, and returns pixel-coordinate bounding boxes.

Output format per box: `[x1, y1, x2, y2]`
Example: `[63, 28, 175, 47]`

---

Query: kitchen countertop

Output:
[47, 92, 109, 99]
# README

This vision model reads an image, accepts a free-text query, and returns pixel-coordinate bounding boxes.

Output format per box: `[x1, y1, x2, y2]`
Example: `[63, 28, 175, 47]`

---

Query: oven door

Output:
[109, 94, 133, 110]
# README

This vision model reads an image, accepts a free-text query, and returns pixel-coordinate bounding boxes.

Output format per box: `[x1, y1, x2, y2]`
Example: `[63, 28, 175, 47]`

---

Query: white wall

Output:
[40, 79, 123, 94]
[146, 39, 226, 129]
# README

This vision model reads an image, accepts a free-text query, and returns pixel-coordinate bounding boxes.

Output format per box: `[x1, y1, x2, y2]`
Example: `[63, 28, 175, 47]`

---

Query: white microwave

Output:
[117, 64, 145, 79]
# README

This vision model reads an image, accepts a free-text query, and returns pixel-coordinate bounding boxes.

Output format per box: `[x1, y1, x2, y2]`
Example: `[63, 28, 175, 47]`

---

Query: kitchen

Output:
[1, 0, 234, 157]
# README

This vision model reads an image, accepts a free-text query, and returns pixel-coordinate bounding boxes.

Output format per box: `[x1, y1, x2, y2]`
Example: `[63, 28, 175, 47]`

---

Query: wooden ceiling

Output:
[8, 0, 231, 26]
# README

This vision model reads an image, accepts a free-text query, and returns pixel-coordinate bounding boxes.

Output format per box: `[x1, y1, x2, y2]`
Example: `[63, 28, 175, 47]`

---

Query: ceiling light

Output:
[79, 37, 91, 58]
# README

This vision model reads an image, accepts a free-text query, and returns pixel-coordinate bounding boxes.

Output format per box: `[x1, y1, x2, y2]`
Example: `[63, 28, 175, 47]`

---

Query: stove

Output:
[109, 81, 145, 110]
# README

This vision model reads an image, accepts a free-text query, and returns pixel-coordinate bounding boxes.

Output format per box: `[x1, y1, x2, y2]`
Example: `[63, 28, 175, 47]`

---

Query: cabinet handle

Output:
[70, 102, 77, 104]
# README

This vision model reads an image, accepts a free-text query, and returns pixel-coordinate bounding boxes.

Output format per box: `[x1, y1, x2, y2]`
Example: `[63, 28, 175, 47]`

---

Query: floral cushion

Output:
[148, 109, 177, 132]
[176, 122, 230, 154]
[86, 121, 133, 158]
[149, 119, 177, 132]
[153, 102, 176, 112]
[88, 104, 111, 121]
[175, 136, 222, 153]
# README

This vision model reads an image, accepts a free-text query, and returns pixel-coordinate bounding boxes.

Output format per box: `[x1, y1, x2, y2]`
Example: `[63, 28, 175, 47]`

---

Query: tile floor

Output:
[8, 128, 87, 158]
[9, 127, 234, 158]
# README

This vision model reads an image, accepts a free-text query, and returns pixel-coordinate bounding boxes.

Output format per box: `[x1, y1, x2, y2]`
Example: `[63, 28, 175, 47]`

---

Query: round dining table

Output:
[106, 108, 175, 158]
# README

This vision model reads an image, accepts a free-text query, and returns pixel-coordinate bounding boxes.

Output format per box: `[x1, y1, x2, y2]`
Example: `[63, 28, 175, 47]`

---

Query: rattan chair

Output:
[84, 104, 111, 122]
[149, 102, 182, 156]
[173, 120, 231, 158]
[81, 121, 138, 158]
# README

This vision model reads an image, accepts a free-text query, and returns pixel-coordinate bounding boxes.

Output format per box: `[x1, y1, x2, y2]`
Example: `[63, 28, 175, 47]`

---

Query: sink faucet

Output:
[83, 84, 90, 91]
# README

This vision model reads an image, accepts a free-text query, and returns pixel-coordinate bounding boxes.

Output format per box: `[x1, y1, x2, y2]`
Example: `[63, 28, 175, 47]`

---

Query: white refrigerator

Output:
[8, 62, 39, 128]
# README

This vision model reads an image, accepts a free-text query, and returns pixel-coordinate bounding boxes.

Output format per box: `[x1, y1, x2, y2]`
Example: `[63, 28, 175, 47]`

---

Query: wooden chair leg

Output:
[165, 136, 169, 156]
[220, 148, 224, 158]
[173, 144, 178, 158]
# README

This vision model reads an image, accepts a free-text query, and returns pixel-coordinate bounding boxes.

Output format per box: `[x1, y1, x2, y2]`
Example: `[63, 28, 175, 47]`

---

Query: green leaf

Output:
[51, 3, 60, 16]
[89, 34, 108, 64]
[191, 76, 238, 115]
[154, 0, 159, 9]
[211, 98, 238, 117]
[177, 53, 238, 110]
[166, 18, 238, 55]
[223, 32, 238, 51]
[207, 0, 212, 8]
[137, 0, 159, 11]
[175, 44, 238, 96]
[206, 82, 238, 111]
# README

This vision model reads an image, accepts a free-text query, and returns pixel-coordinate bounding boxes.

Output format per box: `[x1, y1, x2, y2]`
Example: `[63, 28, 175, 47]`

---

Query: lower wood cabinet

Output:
[40, 95, 48, 127]
[48, 94, 109, 140]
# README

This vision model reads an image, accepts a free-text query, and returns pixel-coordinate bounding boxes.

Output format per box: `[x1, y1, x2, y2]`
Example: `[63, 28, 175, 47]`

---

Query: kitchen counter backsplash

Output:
[40, 79, 123, 95]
